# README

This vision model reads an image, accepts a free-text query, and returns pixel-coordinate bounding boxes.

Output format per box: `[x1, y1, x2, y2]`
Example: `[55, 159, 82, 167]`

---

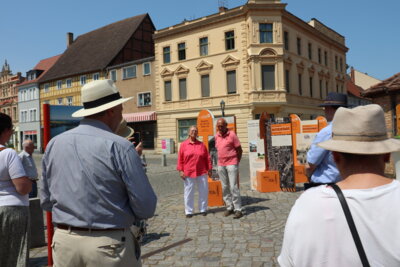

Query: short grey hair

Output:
[22, 139, 33, 148]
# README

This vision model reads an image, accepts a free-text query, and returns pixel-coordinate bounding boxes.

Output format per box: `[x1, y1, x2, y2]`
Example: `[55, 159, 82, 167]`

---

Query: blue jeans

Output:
[29, 181, 37, 198]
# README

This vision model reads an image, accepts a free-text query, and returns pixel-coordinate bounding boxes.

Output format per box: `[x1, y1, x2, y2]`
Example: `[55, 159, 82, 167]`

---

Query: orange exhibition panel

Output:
[256, 170, 280, 192]
[208, 178, 224, 206]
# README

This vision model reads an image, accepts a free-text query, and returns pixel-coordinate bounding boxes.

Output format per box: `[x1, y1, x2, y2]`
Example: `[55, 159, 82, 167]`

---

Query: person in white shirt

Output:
[278, 104, 400, 267]
[19, 139, 38, 198]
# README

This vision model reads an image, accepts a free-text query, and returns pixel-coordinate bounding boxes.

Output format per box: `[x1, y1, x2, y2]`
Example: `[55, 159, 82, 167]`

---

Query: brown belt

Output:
[57, 224, 124, 232]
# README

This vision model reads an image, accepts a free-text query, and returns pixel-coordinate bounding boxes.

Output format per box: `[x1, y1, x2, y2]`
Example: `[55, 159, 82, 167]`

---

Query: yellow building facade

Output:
[154, 0, 348, 153]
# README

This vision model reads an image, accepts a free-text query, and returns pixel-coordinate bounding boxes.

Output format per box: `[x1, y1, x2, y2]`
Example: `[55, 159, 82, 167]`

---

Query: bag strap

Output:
[331, 184, 370, 267]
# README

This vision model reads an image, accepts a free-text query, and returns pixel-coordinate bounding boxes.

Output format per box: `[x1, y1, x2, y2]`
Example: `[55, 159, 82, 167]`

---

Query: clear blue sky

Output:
[1, 0, 398, 81]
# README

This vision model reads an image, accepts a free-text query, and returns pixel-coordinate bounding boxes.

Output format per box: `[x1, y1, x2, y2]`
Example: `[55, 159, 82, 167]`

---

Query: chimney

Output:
[350, 67, 355, 83]
[67, 32, 74, 47]
[219, 6, 228, 12]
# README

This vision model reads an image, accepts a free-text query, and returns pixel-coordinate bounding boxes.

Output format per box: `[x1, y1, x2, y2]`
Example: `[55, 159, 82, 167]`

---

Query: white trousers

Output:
[183, 174, 208, 215]
[218, 164, 242, 211]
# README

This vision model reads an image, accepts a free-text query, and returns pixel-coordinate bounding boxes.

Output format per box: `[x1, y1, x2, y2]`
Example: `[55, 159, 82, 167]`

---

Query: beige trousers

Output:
[52, 227, 141, 267]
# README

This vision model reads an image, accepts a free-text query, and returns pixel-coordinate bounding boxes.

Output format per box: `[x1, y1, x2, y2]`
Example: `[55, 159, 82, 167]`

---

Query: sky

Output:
[1, 0, 399, 81]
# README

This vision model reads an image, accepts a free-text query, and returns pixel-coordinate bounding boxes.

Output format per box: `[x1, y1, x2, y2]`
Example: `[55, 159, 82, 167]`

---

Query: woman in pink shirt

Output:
[177, 126, 212, 218]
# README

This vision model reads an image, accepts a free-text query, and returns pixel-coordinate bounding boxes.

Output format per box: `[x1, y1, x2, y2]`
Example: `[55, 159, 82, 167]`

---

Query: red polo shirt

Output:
[177, 139, 212, 178]
[215, 130, 241, 166]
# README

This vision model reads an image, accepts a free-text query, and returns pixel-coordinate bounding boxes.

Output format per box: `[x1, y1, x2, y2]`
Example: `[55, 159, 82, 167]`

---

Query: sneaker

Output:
[224, 210, 234, 217]
[186, 214, 193, 218]
[200, 212, 207, 216]
[233, 210, 243, 219]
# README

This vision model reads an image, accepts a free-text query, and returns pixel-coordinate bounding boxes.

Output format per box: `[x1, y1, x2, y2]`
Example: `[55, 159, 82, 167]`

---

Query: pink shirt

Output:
[177, 139, 212, 178]
[215, 130, 241, 166]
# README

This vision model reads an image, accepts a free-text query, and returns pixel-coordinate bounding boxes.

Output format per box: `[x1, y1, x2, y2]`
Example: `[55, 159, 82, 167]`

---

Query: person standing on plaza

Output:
[0, 113, 32, 267]
[19, 139, 38, 198]
[305, 92, 348, 189]
[40, 79, 157, 267]
[177, 125, 212, 218]
[278, 104, 400, 266]
[215, 118, 243, 219]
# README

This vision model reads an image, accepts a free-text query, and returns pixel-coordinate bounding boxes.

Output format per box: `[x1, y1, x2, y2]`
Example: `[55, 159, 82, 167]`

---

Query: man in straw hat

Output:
[278, 104, 400, 266]
[40, 79, 157, 267]
[305, 92, 348, 189]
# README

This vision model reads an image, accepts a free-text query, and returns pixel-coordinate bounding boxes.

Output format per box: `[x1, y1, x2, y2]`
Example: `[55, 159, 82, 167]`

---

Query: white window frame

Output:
[66, 78, 72, 88]
[137, 92, 152, 107]
[142, 62, 151, 76]
[67, 96, 73, 106]
[57, 80, 62, 89]
[123, 65, 137, 79]
[110, 70, 117, 82]
[57, 98, 63, 105]
[44, 83, 50, 93]
[93, 73, 100, 80]
[80, 75, 87, 85]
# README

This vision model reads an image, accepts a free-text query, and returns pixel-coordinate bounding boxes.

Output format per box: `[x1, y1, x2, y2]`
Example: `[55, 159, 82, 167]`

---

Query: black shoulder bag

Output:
[331, 184, 370, 267]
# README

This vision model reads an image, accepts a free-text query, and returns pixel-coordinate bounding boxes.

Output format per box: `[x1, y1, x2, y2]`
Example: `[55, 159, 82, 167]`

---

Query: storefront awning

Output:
[123, 111, 157, 123]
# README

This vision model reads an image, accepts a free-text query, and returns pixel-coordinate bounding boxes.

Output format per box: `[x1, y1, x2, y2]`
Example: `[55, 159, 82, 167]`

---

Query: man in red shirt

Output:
[215, 118, 243, 219]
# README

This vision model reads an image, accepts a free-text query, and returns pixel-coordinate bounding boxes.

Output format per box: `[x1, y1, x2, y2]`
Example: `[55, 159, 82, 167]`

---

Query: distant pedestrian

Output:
[40, 80, 157, 267]
[19, 139, 38, 198]
[305, 92, 348, 189]
[279, 104, 400, 266]
[177, 125, 212, 218]
[0, 113, 32, 267]
[215, 118, 243, 219]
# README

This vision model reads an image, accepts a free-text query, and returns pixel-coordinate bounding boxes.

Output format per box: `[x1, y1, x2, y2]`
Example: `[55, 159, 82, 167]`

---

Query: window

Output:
[143, 62, 151, 75]
[57, 80, 62, 89]
[80, 76, 86, 85]
[309, 77, 313, 97]
[163, 46, 170, 64]
[298, 74, 302, 95]
[308, 43, 312, 60]
[178, 119, 197, 142]
[297, 38, 301, 55]
[225, 31, 235, 50]
[199, 37, 208, 56]
[227, 70, 237, 94]
[201, 74, 210, 97]
[178, 43, 186, 61]
[261, 65, 275, 90]
[123, 65, 136, 79]
[67, 96, 73, 106]
[339, 58, 343, 72]
[93, 73, 100, 80]
[326, 81, 329, 95]
[285, 70, 290, 92]
[318, 48, 321, 64]
[110, 70, 117, 82]
[164, 81, 172, 101]
[66, 79, 72, 88]
[178, 43, 186, 60]
[138, 92, 151, 107]
[57, 98, 63, 105]
[319, 79, 323, 99]
[259, 23, 273, 43]
[13, 107, 17, 120]
[284, 31, 289, 50]
[324, 51, 328, 66]
[179, 78, 187, 100]
[335, 55, 338, 70]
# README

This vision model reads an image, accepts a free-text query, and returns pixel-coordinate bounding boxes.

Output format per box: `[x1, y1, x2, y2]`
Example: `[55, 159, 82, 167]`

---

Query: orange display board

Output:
[271, 123, 291, 135]
[208, 178, 224, 206]
[256, 170, 280, 192]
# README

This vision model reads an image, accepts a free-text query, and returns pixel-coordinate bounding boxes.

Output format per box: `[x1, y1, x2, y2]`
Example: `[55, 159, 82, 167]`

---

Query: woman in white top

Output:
[0, 113, 32, 267]
[278, 104, 400, 267]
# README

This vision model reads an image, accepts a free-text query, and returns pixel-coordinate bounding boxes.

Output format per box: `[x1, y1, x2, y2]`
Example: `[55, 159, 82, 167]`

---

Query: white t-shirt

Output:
[0, 145, 28, 206]
[278, 181, 400, 267]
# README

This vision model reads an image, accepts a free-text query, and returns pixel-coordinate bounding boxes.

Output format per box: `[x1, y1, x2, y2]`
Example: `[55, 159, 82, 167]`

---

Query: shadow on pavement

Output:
[244, 206, 270, 216]
[141, 232, 170, 246]
[242, 196, 270, 206]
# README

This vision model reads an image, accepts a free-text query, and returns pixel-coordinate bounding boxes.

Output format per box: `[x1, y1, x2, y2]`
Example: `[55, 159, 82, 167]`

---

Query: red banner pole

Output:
[42, 103, 53, 266]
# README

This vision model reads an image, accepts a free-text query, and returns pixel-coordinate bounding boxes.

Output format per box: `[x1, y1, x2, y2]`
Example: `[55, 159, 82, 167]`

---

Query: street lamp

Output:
[220, 100, 225, 117]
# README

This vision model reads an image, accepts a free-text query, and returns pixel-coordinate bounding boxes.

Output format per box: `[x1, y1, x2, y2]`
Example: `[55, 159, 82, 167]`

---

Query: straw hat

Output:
[72, 79, 132, 117]
[318, 92, 348, 107]
[318, 104, 400, 154]
[116, 119, 134, 139]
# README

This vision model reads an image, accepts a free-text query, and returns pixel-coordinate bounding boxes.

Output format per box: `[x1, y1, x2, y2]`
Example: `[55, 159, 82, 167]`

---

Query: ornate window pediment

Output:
[318, 69, 325, 78]
[174, 64, 190, 76]
[196, 60, 213, 72]
[259, 48, 277, 57]
[296, 61, 305, 73]
[308, 64, 315, 75]
[221, 55, 240, 69]
[284, 56, 293, 66]
[160, 68, 174, 78]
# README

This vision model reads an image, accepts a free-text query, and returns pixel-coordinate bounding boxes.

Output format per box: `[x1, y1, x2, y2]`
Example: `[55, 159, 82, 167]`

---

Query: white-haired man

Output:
[19, 139, 38, 198]
[279, 104, 400, 266]
[40, 80, 157, 267]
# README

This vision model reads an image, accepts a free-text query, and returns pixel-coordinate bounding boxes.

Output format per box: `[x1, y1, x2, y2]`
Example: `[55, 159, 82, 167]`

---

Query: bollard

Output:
[161, 154, 167, 166]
